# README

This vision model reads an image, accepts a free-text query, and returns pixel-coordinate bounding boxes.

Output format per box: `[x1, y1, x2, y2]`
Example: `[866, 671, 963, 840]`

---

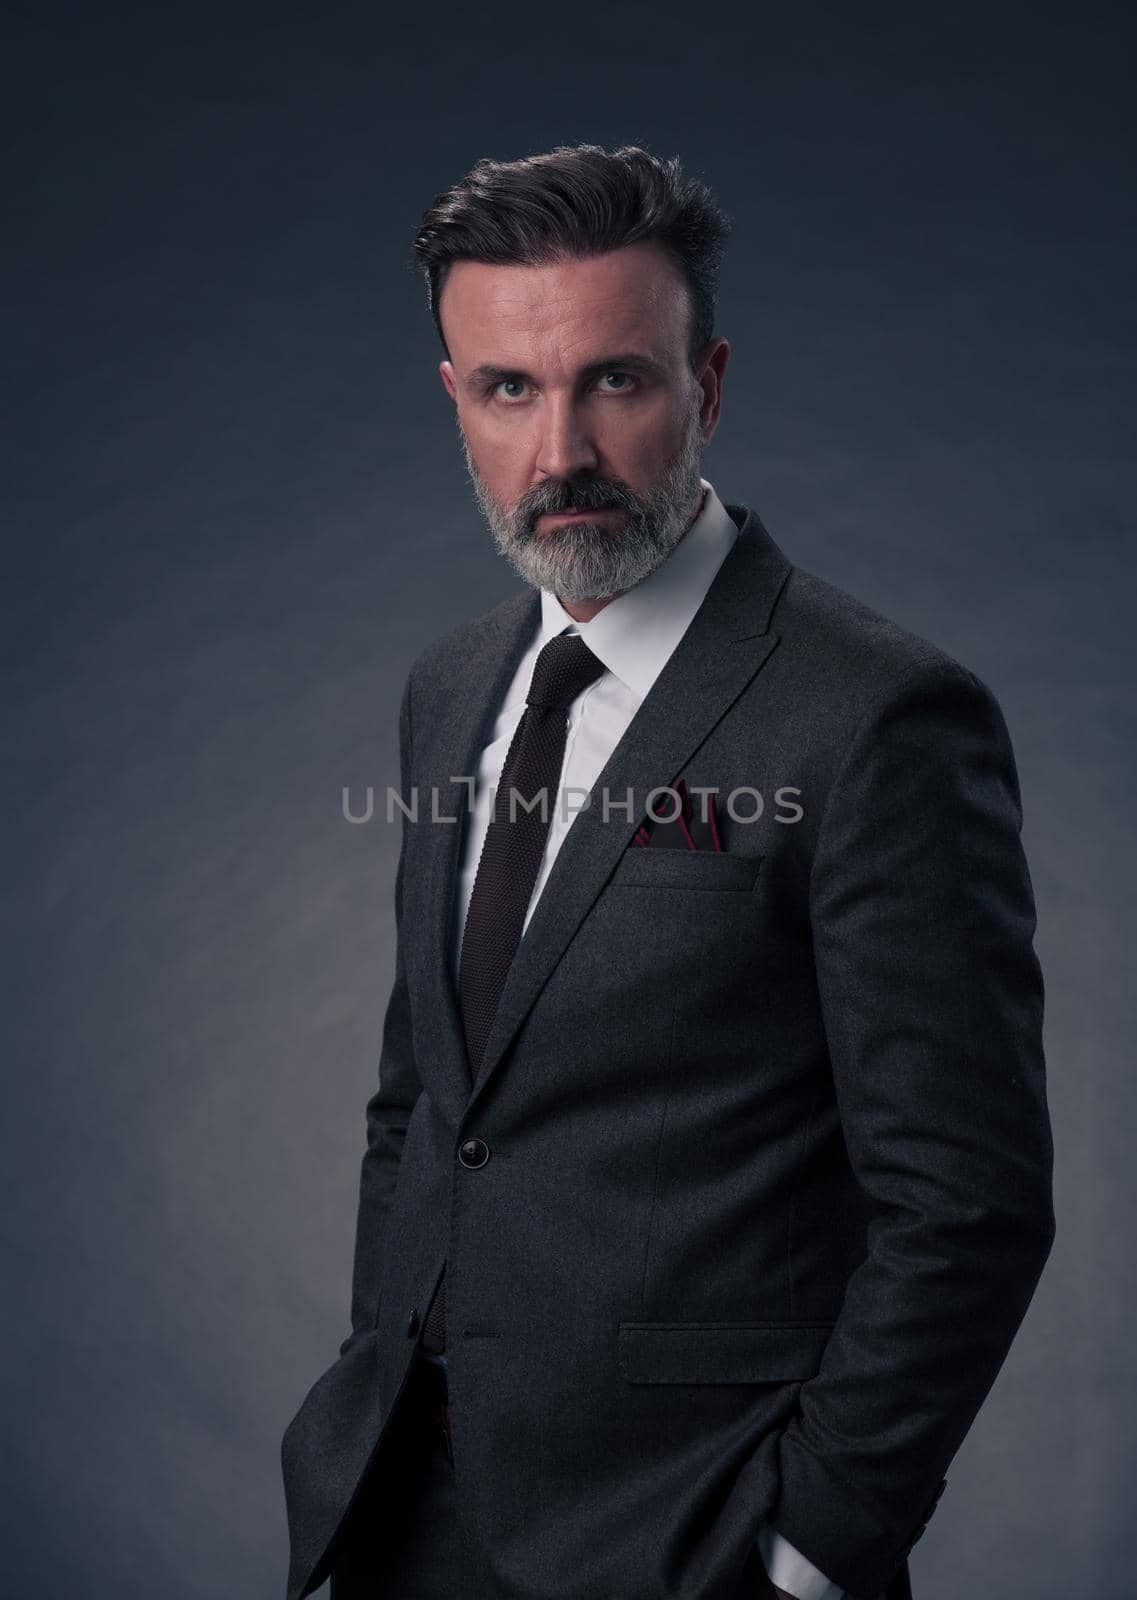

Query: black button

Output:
[458, 1137, 490, 1168]
[406, 1307, 420, 1337]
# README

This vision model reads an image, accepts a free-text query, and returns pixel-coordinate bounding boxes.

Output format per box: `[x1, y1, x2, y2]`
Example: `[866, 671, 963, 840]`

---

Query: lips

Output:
[541, 505, 618, 519]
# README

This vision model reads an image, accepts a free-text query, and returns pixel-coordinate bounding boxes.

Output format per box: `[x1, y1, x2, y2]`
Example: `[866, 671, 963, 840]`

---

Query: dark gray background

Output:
[4, 2, 1134, 1596]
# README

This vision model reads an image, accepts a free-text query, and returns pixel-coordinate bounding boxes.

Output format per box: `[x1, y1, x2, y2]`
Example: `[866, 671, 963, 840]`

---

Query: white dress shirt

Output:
[450, 477, 844, 1600]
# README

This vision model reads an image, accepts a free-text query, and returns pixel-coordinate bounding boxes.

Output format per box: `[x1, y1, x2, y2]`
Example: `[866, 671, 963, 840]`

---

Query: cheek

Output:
[462, 414, 533, 491]
[601, 397, 683, 463]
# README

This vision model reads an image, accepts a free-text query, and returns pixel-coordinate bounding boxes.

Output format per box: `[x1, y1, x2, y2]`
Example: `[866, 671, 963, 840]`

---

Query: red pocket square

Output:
[632, 777, 723, 851]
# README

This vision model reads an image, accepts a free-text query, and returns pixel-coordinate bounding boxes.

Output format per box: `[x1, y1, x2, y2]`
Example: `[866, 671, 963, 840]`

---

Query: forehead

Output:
[438, 241, 689, 368]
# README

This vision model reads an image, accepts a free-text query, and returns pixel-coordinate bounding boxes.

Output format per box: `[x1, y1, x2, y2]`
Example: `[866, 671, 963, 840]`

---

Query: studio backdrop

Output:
[4, 4, 1133, 1597]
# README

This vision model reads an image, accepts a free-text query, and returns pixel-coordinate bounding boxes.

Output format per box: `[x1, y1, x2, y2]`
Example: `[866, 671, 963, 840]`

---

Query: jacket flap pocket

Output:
[617, 1320, 835, 1383]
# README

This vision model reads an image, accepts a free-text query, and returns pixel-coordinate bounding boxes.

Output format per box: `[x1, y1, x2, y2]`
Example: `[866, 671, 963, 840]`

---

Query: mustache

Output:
[521, 478, 637, 521]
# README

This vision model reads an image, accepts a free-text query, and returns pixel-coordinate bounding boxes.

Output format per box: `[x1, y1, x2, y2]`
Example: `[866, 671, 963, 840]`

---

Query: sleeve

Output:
[338, 668, 424, 1358]
[764, 656, 1056, 1598]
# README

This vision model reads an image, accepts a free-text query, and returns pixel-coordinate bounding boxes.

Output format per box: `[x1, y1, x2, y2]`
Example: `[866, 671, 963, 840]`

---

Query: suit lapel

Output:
[410, 503, 792, 1126]
[408, 586, 540, 1124]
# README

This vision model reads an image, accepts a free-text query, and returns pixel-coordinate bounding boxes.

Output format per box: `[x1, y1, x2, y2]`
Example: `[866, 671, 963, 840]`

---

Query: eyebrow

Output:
[465, 352, 671, 390]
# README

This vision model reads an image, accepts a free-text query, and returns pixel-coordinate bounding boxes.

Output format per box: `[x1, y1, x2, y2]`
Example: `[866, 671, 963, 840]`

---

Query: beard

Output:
[458, 396, 706, 604]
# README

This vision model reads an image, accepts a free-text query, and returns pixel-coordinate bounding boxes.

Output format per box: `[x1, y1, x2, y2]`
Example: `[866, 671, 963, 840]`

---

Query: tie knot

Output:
[526, 631, 606, 711]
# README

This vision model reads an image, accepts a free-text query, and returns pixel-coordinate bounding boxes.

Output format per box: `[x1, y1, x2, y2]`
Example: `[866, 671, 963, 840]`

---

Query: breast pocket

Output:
[607, 848, 763, 893]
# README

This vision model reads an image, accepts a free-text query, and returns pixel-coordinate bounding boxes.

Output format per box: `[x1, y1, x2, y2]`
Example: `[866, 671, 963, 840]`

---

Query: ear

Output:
[439, 359, 458, 402]
[696, 338, 730, 445]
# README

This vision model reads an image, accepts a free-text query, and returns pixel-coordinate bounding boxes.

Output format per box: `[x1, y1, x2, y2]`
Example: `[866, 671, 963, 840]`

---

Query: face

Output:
[437, 242, 729, 608]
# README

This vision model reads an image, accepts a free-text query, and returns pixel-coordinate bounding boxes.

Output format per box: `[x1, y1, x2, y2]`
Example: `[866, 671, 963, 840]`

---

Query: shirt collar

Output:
[537, 478, 739, 700]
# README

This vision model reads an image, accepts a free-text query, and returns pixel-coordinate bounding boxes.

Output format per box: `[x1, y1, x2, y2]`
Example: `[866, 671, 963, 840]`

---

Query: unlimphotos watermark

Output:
[341, 782, 805, 826]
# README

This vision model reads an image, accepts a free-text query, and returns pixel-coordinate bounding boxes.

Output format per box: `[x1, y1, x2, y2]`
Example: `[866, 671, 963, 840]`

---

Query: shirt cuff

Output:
[756, 1522, 845, 1600]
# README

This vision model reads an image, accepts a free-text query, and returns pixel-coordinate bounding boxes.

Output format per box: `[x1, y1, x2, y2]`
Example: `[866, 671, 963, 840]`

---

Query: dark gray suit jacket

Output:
[281, 503, 1055, 1600]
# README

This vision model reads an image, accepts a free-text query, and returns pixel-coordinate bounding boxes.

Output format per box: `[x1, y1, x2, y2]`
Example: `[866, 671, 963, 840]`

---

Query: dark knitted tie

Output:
[419, 630, 606, 1358]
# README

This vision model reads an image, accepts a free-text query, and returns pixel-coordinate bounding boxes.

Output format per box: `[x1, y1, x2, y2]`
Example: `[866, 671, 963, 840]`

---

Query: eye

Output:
[596, 371, 637, 392]
[487, 370, 639, 403]
[492, 378, 530, 402]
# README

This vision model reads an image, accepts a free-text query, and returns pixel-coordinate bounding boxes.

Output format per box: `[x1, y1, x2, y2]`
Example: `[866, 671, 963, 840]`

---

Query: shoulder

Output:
[724, 502, 998, 721]
[761, 563, 1025, 846]
[739, 552, 1021, 820]
[771, 559, 999, 725]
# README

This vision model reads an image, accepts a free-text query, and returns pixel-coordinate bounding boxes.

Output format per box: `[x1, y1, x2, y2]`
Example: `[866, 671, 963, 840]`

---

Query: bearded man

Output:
[281, 142, 1055, 1600]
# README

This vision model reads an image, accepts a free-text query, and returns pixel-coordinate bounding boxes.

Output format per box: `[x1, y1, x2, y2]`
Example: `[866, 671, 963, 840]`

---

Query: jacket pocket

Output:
[608, 848, 763, 892]
[617, 1320, 836, 1383]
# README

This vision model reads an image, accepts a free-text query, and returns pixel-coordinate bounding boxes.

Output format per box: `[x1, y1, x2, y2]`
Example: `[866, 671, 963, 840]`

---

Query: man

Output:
[281, 144, 1055, 1600]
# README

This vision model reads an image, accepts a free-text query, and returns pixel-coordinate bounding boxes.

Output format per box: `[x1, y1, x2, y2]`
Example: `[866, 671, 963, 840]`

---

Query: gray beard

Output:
[459, 401, 706, 604]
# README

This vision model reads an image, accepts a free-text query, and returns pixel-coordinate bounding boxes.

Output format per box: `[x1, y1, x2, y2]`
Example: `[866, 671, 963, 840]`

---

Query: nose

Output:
[535, 393, 600, 483]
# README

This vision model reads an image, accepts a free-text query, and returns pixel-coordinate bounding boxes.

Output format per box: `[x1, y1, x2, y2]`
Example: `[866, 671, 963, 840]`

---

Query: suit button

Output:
[406, 1308, 420, 1337]
[458, 1137, 490, 1168]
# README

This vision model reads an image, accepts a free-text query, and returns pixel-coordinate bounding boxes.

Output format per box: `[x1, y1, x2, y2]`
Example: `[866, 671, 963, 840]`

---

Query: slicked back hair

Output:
[412, 143, 731, 372]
